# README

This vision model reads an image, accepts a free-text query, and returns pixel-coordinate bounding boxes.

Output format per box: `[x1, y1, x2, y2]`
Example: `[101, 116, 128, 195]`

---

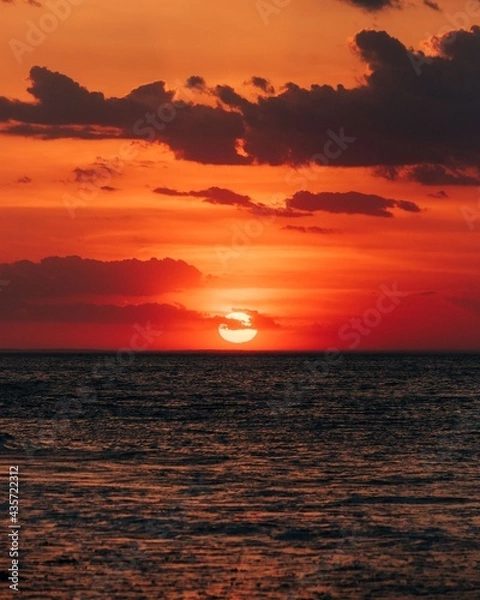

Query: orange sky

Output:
[1, 0, 479, 350]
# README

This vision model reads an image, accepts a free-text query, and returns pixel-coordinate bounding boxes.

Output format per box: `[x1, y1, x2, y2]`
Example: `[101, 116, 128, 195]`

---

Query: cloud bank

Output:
[2, 27, 480, 174]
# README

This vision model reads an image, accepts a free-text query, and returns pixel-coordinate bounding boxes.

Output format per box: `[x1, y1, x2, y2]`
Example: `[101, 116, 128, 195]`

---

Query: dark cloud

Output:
[407, 164, 480, 186]
[0, 301, 280, 338]
[185, 76, 206, 90]
[248, 77, 275, 94]
[17, 66, 171, 126]
[215, 85, 251, 110]
[72, 159, 122, 186]
[1, 123, 123, 139]
[287, 191, 421, 218]
[423, 0, 441, 10]
[282, 225, 338, 234]
[343, 0, 402, 11]
[376, 164, 480, 186]
[17, 176, 31, 184]
[373, 166, 399, 181]
[153, 187, 187, 197]
[0, 67, 247, 164]
[154, 186, 253, 207]
[158, 103, 248, 165]
[0, 256, 202, 301]
[154, 186, 421, 218]
[3, 27, 480, 169]
[250, 205, 311, 219]
[0, 300, 198, 325]
[154, 186, 310, 217]
[410, 290, 437, 297]
[0, 256, 280, 335]
[1, 0, 41, 5]
[218, 26, 480, 169]
[428, 190, 448, 198]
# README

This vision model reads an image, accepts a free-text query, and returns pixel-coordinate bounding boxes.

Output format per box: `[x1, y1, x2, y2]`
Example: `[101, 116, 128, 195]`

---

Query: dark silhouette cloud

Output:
[0, 301, 197, 325]
[0, 301, 281, 337]
[185, 76, 206, 90]
[1, 0, 41, 4]
[1, 123, 122, 139]
[407, 165, 480, 186]
[154, 186, 253, 207]
[3, 27, 480, 169]
[249, 77, 275, 94]
[287, 191, 421, 217]
[154, 186, 420, 218]
[153, 186, 311, 217]
[344, 0, 402, 11]
[423, 0, 440, 10]
[0, 256, 202, 301]
[282, 225, 338, 234]
[0, 256, 280, 334]
[376, 164, 480, 186]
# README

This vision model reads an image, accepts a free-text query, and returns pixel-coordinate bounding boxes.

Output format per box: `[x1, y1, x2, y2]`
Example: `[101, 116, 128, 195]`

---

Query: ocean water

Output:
[0, 352, 479, 599]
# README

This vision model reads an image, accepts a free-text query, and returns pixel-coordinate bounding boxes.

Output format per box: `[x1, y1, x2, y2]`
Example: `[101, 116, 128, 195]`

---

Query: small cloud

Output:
[423, 0, 441, 10]
[373, 166, 399, 181]
[17, 176, 32, 184]
[186, 76, 206, 90]
[343, 0, 402, 11]
[154, 186, 253, 207]
[428, 190, 448, 198]
[100, 186, 118, 192]
[248, 77, 275, 94]
[411, 290, 437, 297]
[287, 191, 421, 218]
[282, 225, 338, 234]
[1, 0, 42, 5]
[229, 308, 280, 330]
[72, 158, 123, 188]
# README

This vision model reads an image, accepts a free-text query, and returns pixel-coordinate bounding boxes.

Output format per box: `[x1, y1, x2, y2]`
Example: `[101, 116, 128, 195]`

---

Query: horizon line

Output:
[0, 349, 479, 355]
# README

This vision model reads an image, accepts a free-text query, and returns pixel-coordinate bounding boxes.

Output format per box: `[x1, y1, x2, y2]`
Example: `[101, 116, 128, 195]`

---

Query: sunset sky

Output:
[1, 0, 479, 350]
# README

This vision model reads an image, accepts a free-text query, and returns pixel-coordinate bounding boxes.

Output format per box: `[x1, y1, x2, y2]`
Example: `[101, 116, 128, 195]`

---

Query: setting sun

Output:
[218, 311, 259, 344]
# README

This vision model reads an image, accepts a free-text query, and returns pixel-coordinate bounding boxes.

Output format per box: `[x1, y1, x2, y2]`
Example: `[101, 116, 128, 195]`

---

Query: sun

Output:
[218, 311, 258, 344]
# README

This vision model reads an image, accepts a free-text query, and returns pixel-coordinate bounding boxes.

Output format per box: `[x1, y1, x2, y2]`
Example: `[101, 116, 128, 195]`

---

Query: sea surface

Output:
[0, 352, 479, 599]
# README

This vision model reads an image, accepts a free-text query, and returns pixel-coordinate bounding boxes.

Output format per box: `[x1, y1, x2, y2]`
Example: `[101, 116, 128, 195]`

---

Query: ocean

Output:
[0, 352, 479, 599]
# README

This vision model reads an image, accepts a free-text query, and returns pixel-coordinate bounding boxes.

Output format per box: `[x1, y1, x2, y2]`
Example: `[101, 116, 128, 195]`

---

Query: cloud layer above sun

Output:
[2, 26, 480, 175]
